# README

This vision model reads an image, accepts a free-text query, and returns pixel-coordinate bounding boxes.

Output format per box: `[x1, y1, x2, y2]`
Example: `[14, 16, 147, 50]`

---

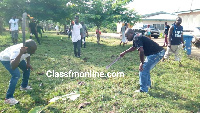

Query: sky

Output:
[127, 0, 200, 15]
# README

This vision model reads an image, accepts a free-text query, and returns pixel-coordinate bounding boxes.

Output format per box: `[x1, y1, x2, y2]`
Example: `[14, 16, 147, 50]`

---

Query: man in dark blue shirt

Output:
[120, 29, 165, 93]
[163, 17, 184, 66]
[163, 22, 170, 47]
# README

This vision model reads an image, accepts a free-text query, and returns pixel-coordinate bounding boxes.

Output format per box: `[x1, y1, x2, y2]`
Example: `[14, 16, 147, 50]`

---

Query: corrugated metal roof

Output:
[175, 9, 200, 14]
[142, 14, 177, 21]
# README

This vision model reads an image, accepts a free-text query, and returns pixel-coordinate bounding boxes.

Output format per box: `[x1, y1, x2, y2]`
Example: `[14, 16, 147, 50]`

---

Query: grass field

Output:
[0, 31, 199, 113]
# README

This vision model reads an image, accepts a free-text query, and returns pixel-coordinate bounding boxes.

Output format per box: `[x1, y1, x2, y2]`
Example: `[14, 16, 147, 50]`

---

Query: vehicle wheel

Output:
[154, 36, 158, 39]
[193, 40, 200, 48]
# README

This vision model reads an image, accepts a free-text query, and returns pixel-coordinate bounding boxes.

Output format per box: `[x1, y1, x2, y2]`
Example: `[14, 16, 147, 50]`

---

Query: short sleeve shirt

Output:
[0, 43, 30, 61]
[72, 23, 82, 42]
[133, 34, 163, 56]
[82, 25, 87, 37]
[9, 19, 19, 31]
[171, 25, 183, 45]
[29, 22, 37, 33]
[164, 25, 170, 35]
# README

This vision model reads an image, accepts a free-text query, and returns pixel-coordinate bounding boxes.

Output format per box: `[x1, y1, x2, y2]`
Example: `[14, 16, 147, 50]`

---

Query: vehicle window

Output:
[183, 30, 194, 32]
[143, 25, 155, 29]
[160, 24, 164, 30]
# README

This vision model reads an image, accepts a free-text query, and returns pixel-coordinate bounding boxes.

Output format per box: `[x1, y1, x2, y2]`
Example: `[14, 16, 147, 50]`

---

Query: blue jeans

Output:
[139, 49, 165, 92]
[1, 60, 30, 99]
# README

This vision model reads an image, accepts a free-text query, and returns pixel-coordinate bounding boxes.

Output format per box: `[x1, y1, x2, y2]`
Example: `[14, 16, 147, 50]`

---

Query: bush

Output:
[160, 33, 164, 38]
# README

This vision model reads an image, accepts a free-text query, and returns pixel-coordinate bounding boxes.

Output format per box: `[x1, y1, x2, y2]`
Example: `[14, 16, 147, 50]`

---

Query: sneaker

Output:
[20, 86, 32, 91]
[134, 89, 145, 93]
[5, 98, 19, 105]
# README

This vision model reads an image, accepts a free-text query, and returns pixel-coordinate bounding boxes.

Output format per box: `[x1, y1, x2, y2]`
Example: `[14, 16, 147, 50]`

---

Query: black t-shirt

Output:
[29, 22, 37, 33]
[133, 34, 163, 56]
[171, 25, 183, 45]
[164, 25, 170, 35]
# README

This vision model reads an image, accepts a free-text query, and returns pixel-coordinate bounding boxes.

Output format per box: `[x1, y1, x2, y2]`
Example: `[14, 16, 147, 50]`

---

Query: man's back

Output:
[29, 22, 36, 32]
[133, 35, 163, 56]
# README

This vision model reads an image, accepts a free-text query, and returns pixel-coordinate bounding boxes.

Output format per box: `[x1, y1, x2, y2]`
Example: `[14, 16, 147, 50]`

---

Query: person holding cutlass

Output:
[120, 29, 165, 93]
[0, 39, 37, 105]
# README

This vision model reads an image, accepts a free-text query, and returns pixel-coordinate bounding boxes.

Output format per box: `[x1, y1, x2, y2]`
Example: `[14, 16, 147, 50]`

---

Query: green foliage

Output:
[0, 0, 27, 21]
[82, 0, 140, 43]
[160, 33, 164, 38]
[0, 0, 86, 24]
[83, 0, 139, 27]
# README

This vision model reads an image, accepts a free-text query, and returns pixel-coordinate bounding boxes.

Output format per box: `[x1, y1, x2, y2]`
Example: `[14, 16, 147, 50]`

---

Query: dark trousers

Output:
[30, 31, 41, 44]
[81, 37, 86, 48]
[73, 40, 81, 57]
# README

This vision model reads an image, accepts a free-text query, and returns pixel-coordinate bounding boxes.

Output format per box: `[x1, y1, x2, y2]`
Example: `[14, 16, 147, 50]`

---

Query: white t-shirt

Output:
[55, 25, 59, 31]
[72, 23, 82, 42]
[9, 19, 19, 31]
[146, 28, 151, 32]
[0, 43, 30, 61]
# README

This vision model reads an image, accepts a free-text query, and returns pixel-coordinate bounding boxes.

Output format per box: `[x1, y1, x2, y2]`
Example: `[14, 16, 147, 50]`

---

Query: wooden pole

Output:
[22, 12, 27, 46]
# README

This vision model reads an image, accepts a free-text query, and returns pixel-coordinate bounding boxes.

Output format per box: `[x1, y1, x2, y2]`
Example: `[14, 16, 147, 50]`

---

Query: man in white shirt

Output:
[70, 16, 83, 57]
[0, 39, 37, 105]
[9, 16, 19, 44]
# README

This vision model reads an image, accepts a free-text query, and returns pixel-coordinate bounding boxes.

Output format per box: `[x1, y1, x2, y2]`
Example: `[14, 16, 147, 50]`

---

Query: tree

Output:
[0, 0, 86, 32]
[82, 0, 140, 44]
[0, 0, 28, 33]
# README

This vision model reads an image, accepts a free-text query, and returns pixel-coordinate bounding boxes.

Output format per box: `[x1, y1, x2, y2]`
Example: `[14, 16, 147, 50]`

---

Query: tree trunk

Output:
[97, 27, 100, 44]
[0, 17, 3, 35]
[64, 24, 66, 34]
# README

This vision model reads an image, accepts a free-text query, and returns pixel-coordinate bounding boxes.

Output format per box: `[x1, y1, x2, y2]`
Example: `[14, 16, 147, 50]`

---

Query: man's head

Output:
[81, 21, 84, 25]
[165, 22, 167, 25]
[175, 17, 182, 25]
[75, 16, 79, 24]
[124, 23, 128, 27]
[25, 39, 37, 55]
[125, 29, 134, 41]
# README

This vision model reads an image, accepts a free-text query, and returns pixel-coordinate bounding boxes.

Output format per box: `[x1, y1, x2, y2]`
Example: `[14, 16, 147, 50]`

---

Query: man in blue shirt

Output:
[120, 29, 165, 93]
[163, 22, 170, 47]
[163, 17, 185, 66]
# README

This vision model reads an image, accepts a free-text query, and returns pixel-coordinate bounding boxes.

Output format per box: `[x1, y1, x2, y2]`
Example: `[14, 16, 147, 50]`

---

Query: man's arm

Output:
[26, 56, 30, 65]
[29, 23, 31, 33]
[180, 31, 185, 48]
[168, 26, 174, 47]
[41, 27, 44, 33]
[120, 46, 136, 57]
[26, 56, 33, 70]
[138, 47, 145, 71]
[35, 24, 37, 33]
[181, 32, 184, 44]
[138, 47, 144, 64]
[80, 27, 83, 38]
[85, 27, 88, 37]
[10, 47, 27, 70]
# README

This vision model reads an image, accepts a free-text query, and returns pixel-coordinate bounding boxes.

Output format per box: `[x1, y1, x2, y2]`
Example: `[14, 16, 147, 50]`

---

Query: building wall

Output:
[178, 11, 200, 29]
[138, 20, 175, 33]
[117, 22, 133, 33]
